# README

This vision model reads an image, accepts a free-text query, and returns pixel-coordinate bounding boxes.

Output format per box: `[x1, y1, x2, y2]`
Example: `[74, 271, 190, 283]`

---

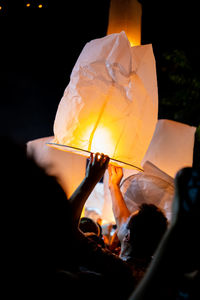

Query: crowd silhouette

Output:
[1, 138, 199, 299]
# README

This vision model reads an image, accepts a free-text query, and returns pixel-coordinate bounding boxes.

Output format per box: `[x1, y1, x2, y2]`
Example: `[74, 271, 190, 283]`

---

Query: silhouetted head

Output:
[79, 217, 100, 236]
[120, 204, 168, 261]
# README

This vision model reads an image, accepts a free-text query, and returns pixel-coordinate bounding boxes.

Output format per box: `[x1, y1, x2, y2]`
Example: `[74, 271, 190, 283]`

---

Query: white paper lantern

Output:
[27, 136, 86, 198]
[48, 32, 158, 170]
[141, 119, 196, 177]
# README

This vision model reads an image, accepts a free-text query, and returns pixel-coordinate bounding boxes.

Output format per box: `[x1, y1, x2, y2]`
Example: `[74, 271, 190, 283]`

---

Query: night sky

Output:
[0, 0, 199, 143]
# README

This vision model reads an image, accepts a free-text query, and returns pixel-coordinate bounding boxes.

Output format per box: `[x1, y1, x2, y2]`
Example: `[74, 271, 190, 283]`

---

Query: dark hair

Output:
[127, 204, 168, 258]
[79, 217, 100, 236]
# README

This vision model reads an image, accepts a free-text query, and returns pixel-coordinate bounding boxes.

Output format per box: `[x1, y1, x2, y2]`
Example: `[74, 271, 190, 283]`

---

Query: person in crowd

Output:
[79, 217, 106, 248]
[79, 217, 101, 236]
[1, 137, 69, 298]
[128, 166, 200, 300]
[6, 138, 197, 300]
[108, 165, 168, 283]
[1, 140, 135, 299]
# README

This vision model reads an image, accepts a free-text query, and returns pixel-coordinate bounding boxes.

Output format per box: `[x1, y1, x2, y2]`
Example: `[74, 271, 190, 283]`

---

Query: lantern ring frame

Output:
[47, 142, 144, 171]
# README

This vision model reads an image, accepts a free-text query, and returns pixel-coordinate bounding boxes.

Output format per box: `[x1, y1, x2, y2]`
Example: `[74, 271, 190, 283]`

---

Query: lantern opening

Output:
[47, 142, 144, 171]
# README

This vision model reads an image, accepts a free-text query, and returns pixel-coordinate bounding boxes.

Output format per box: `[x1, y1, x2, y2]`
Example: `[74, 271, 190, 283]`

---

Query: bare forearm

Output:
[109, 184, 130, 228]
[69, 177, 98, 226]
[69, 153, 110, 227]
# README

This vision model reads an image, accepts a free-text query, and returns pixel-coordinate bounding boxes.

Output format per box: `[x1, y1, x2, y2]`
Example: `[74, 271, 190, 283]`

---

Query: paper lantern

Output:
[100, 161, 175, 224]
[101, 119, 196, 223]
[27, 136, 86, 198]
[107, 0, 142, 46]
[141, 119, 196, 178]
[120, 161, 175, 222]
[48, 32, 158, 170]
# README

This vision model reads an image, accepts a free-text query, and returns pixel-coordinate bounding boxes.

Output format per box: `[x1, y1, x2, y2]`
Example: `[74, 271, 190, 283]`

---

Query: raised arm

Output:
[69, 152, 109, 226]
[108, 165, 130, 236]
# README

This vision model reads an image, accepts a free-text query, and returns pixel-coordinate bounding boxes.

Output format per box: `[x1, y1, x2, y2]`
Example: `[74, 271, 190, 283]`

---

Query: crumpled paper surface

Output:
[53, 31, 158, 170]
[100, 161, 174, 223]
[121, 161, 175, 221]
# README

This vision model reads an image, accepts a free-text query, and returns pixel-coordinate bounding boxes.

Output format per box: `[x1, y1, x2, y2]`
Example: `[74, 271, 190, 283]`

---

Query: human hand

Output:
[85, 152, 110, 184]
[108, 165, 123, 188]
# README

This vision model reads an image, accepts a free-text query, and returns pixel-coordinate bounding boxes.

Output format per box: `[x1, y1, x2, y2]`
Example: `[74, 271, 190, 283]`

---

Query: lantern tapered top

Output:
[107, 0, 142, 46]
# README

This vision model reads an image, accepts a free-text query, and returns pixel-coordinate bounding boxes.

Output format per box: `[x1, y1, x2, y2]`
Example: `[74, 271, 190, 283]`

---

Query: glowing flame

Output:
[83, 125, 114, 156]
[90, 127, 113, 154]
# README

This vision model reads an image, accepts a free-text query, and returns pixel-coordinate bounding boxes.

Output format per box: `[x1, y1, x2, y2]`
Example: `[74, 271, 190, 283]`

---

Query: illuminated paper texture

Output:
[101, 120, 196, 223]
[27, 136, 86, 198]
[141, 119, 196, 178]
[121, 161, 175, 222]
[51, 32, 158, 170]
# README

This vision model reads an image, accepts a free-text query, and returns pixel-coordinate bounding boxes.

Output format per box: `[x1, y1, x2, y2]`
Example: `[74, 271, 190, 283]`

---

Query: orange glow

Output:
[96, 153, 101, 160]
[85, 125, 114, 156]
[26, 3, 31, 7]
[64, 84, 130, 163]
[38, 4, 43, 8]
[107, 0, 142, 46]
[51, 32, 158, 171]
[0, 6, 2, 10]
[81, 206, 85, 218]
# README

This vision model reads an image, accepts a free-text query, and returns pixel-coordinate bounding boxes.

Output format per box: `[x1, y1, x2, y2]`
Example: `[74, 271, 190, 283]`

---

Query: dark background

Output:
[0, 0, 199, 144]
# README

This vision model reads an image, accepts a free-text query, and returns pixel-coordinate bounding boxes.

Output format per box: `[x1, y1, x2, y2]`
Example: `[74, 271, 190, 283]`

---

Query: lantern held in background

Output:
[107, 0, 142, 46]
